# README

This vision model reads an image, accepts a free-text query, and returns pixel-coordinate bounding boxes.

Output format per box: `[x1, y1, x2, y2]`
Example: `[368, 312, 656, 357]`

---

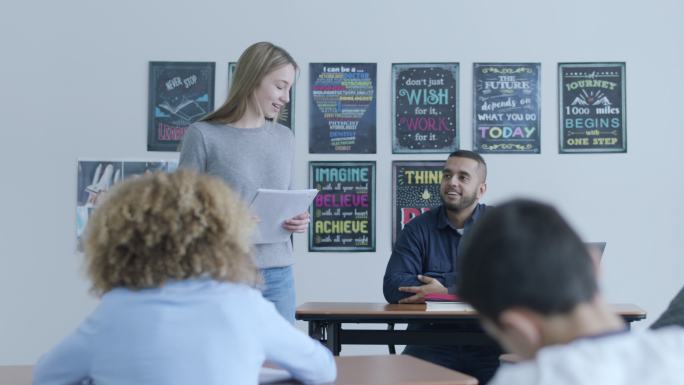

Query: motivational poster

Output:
[473, 63, 541, 153]
[148, 62, 215, 151]
[559, 63, 627, 153]
[392, 161, 444, 244]
[228, 62, 295, 130]
[76, 160, 178, 245]
[392, 63, 459, 153]
[309, 63, 377, 153]
[309, 162, 375, 252]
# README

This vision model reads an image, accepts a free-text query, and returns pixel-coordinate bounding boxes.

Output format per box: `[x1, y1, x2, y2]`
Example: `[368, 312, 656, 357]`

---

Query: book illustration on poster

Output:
[249, 189, 319, 244]
[424, 293, 472, 312]
[148, 61, 215, 152]
[158, 98, 207, 121]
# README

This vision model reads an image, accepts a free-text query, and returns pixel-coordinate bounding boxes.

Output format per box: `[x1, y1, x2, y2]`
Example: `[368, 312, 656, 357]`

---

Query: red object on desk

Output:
[424, 293, 460, 302]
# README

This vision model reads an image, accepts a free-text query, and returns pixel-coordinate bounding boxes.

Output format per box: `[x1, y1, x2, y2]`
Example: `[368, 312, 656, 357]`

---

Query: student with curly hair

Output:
[33, 170, 336, 385]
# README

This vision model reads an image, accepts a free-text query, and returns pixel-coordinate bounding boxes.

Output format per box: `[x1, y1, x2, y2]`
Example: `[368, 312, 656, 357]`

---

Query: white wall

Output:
[1, 0, 683, 364]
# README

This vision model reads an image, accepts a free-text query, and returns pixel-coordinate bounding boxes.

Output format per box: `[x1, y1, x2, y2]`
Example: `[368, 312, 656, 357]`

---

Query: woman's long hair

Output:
[202, 42, 297, 124]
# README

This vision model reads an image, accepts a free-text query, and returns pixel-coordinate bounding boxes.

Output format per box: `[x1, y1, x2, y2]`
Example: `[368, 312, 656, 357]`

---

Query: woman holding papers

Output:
[33, 171, 336, 385]
[179, 42, 306, 322]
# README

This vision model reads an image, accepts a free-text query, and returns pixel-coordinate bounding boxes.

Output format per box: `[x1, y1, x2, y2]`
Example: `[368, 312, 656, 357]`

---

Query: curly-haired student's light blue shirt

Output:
[33, 278, 336, 385]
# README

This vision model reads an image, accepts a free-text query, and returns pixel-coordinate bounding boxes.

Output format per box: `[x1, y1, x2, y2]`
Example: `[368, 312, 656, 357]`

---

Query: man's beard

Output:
[441, 190, 478, 213]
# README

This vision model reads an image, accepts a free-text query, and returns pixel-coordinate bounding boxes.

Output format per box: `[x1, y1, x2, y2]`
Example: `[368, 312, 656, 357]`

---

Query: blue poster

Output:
[309, 63, 377, 153]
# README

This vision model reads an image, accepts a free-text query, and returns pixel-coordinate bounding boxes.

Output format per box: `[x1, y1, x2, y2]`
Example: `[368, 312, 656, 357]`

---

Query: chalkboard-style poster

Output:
[392, 161, 443, 244]
[309, 162, 375, 252]
[392, 63, 459, 153]
[558, 63, 626, 153]
[148, 62, 215, 151]
[228, 62, 295, 131]
[309, 63, 377, 153]
[76, 160, 178, 244]
[473, 63, 541, 154]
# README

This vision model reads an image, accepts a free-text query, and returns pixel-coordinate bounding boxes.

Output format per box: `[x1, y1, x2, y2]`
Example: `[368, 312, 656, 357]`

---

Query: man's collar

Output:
[437, 203, 485, 230]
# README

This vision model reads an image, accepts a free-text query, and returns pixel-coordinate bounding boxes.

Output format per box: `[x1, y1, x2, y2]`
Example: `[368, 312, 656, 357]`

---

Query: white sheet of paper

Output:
[425, 302, 473, 312]
[249, 188, 318, 244]
[258, 367, 292, 384]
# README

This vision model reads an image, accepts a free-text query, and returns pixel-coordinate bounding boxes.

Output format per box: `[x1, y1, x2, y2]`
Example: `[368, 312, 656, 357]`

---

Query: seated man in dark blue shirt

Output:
[383, 150, 501, 384]
[651, 284, 684, 329]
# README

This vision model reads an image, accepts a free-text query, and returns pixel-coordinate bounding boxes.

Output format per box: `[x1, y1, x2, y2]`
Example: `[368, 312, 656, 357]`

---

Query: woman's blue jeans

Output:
[259, 265, 296, 324]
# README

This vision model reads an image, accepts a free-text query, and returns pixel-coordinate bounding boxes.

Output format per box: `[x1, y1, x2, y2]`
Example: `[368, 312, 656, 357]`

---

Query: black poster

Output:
[228, 62, 295, 131]
[309, 162, 375, 252]
[392, 161, 443, 244]
[148, 62, 215, 151]
[309, 63, 377, 153]
[392, 63, 459, 153]
[559, 63, 627, 153]
[473, 63, 541, 154]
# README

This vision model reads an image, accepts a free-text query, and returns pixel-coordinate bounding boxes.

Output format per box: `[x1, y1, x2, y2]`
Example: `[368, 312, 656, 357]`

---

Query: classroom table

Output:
[296, 302, 647, 355]
[0, 365, 31, 385]
[0, 355, 477, 385]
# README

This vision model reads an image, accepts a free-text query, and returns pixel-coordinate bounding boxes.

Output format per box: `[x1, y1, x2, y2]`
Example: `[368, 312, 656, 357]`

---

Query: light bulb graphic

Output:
[312, 67, 374, 150]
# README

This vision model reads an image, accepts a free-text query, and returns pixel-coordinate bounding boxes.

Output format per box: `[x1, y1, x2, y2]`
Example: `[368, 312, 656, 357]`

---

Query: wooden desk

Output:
[280, 355, 476, 385]
[296, 302, 647, 355]
[0, 355, 477, 385]
[0, 365, 31, 385]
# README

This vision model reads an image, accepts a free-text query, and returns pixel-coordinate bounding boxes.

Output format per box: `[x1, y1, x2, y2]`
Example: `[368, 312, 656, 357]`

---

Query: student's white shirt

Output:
[33, 278, 336, 385]
[490, 327, 684, 385]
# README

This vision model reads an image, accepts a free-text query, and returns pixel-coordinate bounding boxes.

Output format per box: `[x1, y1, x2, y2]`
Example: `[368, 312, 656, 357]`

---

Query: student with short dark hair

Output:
[458, 199, 684, 385]
[33, 170, 336, 385]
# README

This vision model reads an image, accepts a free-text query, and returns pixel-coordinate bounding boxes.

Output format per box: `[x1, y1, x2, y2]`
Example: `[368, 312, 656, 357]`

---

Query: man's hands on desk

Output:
[397, 274, 447, 303]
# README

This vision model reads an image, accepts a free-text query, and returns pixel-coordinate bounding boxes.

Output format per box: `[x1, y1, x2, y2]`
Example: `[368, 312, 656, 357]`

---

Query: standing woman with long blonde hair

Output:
[179, 42, 306, 323]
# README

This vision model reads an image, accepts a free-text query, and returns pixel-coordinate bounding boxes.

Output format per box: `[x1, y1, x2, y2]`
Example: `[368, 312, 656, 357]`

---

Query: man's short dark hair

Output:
[448, 150, 487, 181]
[458, 199, 597, 323]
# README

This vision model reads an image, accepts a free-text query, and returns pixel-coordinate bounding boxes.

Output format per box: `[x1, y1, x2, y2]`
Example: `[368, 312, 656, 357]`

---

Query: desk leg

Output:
[308, 321, 341, 355]
[309, 320, 324, 340]
[387, 323, 396, 355]
[325, 322, 341, 356]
